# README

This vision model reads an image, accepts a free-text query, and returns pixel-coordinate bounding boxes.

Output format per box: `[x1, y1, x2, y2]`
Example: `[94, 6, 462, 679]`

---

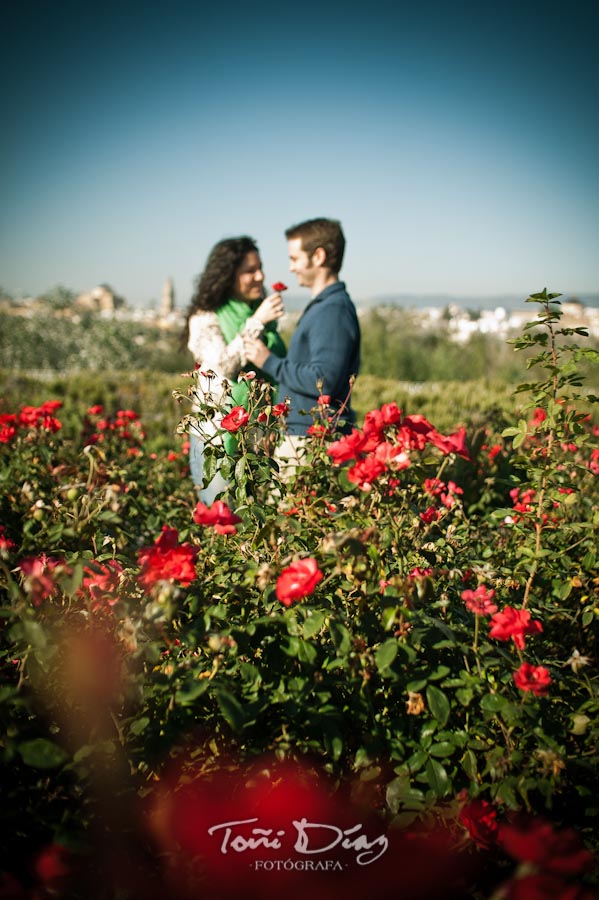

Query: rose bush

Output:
[0, 291, 597, 898]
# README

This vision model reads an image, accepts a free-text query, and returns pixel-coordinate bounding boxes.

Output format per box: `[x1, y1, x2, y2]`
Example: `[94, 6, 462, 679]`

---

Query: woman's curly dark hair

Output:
[182, 236, 259, 347]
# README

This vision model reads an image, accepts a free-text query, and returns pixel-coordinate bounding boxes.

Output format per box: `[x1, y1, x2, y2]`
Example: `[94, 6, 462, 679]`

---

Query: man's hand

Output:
[244, 336, 271, 368]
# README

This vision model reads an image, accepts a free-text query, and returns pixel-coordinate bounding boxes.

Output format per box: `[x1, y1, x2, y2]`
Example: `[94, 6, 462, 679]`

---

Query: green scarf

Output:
[216, 298, 286, 454]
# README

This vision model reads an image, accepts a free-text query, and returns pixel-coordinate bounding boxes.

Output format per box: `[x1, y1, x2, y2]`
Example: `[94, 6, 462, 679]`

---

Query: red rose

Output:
[380, 401, 403, 425]
[347, 455, 386, 491]
[461, 585, 497, 616]
[137, 526, 198, 591]
[489, 606, 543, 650]
[419, 505, 440, 524]
[35, 843, 70, 883]
[271, 281, 288, 292]
[221, 406, 249, 432]
[513, 662, 551, 696]
[0, 526, 16, 554]
[81, 559, 124, 610]
[458, 797, 499, 849]
[427, 426, 471, 460]
[276, 558, 323, 606]
[272, 402, 289, 417]
[327, 429, 368, 465]
[373, 441, 411, 470]
[18, 555, 70, 606]
[363, 408, 386, 437]
[193, 500, 242, 535]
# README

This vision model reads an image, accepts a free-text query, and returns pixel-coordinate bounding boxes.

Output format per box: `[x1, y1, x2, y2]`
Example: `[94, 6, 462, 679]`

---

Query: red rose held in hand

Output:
[276, 558, 323, 606]
[271, 281, 288, 292]
[221, 406, 249, 432]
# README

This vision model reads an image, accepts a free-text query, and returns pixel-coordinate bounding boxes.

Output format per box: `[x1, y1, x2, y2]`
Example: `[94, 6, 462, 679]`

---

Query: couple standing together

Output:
[183, 217, 361, 501]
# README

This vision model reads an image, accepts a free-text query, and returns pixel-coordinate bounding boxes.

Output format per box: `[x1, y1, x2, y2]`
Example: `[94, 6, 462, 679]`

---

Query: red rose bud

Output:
[271, 282, 288, 292]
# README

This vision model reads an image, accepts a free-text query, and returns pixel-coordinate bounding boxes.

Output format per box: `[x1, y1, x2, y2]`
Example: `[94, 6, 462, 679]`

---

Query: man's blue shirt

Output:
[262, 281, 361, 435]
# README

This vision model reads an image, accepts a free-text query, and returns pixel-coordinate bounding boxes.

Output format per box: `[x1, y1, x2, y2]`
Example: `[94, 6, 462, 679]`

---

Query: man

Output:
[244, 217, 360, 468]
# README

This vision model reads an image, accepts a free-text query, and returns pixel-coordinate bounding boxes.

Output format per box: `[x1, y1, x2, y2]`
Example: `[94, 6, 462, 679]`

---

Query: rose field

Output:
[1, 291, 598, 899]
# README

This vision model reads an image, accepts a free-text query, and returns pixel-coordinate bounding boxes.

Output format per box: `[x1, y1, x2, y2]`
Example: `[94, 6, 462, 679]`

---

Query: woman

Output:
[183, 236, 286, 501]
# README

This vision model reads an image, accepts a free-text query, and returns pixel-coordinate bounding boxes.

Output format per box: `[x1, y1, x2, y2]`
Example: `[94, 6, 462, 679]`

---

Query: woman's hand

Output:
[254, 292, 285, 325]
[243, 336, 271, 368]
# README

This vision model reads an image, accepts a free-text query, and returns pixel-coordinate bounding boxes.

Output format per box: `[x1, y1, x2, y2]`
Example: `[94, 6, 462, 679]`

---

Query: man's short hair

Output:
[285, 218, 345, 274]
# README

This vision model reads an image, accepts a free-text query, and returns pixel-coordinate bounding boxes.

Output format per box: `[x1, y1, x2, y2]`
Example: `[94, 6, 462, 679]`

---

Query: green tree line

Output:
[2, 304, 597, 386]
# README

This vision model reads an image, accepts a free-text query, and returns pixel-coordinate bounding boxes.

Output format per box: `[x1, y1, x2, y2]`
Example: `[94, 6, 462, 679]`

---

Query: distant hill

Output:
[280, 291, 599, 313]
[356, 292, 599, 312]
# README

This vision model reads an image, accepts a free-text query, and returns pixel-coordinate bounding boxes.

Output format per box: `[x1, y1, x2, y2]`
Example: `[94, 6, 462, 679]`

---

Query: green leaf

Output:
[429, 741, 456, 758]
[582, 608, 595, 628]
[296, 639, 317, 665]
[215, 688, 245, 732]
[428, 665, 451, 681]
[406, 750, 428, 772]
[329, 621, 351, 656]
[18, 738, 68, 769]
[303, 611, 326, 639]
[494, 782, 518, 808]
[375, 638, 398, 673]
[456, 688, 474, 707]
[462, 749, 478, 779]
[425, 758, 450, 797]
[426, 685, 450, 727]
[129, 716, 150, 736]
[385, 776, 425, 814]
[381, 606, 398, 630]
[175, 678, 210, 704]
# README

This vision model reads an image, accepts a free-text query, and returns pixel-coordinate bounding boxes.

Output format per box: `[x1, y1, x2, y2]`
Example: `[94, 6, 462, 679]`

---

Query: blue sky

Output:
[1, 0, 598, 308]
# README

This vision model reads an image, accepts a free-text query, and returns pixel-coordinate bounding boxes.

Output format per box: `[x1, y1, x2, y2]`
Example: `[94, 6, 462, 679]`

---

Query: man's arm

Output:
[246, 303, 358, 400]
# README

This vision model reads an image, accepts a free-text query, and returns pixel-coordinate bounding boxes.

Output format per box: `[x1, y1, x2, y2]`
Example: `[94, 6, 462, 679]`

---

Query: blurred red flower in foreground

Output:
[271, 282, 288, 292]
[513, 662, 551, 696]
[193, 500, 242, 535]
[502, 873, 596, 900]
[137, 526, 198, 591]
[498, 816, 594, 877]
[148, 755, 478, 900]
[458, 796, 499, 849]
[221, 406, 250, 432]
[276, 558, 323, 606]
[35, 843, 71, 883]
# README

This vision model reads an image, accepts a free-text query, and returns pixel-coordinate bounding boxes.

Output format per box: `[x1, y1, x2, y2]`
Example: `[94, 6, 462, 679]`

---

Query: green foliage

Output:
[0, 311, 190, 372]
[37, 285, 77, 311]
